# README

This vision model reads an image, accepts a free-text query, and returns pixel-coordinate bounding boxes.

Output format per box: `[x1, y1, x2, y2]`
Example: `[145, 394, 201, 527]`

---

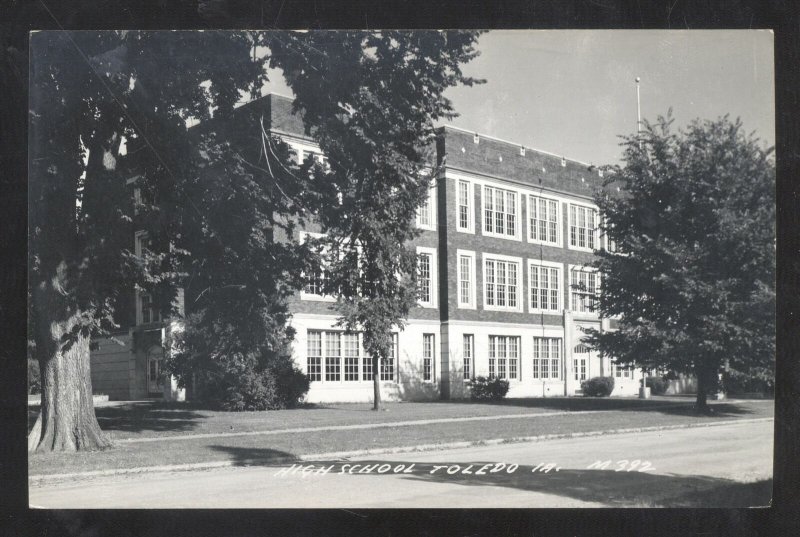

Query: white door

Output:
[147, 346, 163, 394]
[573, 344, 589, 382]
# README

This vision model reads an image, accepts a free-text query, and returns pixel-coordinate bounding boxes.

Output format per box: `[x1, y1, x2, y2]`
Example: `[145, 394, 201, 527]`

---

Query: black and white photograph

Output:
[25, 29, 775, 510]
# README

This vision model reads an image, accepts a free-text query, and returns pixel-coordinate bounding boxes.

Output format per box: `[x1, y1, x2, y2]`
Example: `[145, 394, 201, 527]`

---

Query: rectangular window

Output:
[307, 331, 323, 382]
[300, 232, 335, 301]
[529, 263, 561, 312]
[508, 336, 519, 379]
[459, 256, 470, 304]
[612, 362, 632, 378]
[457, 180, 472, 231]
[343, 333, 359, 381]
[483, 186, 518, 238]
[304, 266, 327, 296]
[532, 337, 562, 380]
[380, 333, 398, 381]
[418, 253, 432, 305]
[325, 332, 341, 381]
[488, 336, 519, 380]
[602, 216, 618, 253]
[135, 233, 161, 325]
[569, 204, 597, 250]
[416, 186, 435, 229]
[457, 251, 476, 308]
[139, 293, 161, 324]
[529, 195, 559, 244]
[362, 351, 373, 381]
[570, 268, 599, 313]
[484, 257, 520, 310]
[463, 334, 473, 380]
[423, 334, 435, 382]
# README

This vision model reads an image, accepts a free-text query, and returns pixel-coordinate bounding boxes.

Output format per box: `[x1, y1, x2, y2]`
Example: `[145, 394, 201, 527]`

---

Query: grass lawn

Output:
[28, 397, 773, 477]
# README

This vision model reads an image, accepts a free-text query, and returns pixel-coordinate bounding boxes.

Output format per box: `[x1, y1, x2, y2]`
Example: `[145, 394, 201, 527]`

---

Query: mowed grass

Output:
[28, 396, 713, 440]
[28, 398, 773, 477]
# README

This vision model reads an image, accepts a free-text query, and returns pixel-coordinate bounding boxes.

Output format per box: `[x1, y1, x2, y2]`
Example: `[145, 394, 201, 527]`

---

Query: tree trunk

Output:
[30, 330, 111, 452]
[694, 364, 717, 414]
[372, 354, 382, 411]
[29, 269, 112, 452]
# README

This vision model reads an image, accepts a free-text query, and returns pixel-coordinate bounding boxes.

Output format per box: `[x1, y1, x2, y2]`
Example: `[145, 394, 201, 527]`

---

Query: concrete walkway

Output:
[119, 401, 701, 444]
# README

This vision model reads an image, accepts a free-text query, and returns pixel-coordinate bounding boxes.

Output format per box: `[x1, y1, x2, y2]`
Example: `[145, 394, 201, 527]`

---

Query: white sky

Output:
[262, 30, 775, 165]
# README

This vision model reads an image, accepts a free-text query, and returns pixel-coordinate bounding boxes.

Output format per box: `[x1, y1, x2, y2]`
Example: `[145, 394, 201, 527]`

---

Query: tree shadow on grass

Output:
[433, 397, 759, 417]
[93, 401, 206, 434]
[206, 445, 771, 507]
[206, 445, 297, 466]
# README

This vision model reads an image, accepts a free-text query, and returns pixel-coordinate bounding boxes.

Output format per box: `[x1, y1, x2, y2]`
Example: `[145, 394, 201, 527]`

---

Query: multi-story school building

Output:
[90, 93, 643, 402]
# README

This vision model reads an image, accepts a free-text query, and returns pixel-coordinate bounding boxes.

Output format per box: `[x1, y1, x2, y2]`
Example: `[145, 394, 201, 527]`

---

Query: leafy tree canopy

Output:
[585, 113, 775, 409]
[28, 30, 483, 448]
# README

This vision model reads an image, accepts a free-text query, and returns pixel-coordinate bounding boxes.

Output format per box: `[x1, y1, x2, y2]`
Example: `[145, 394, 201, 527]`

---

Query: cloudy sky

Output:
[265, 30, 774, 166]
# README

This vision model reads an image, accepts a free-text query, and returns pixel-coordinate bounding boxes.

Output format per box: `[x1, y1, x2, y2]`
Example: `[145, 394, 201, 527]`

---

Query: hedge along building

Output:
[89, 93, 643, 402]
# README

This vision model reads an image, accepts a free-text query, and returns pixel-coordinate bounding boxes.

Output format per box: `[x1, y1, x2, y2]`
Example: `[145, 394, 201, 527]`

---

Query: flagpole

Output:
[635, 77, 642, 134]
[635, 79, 651, 399]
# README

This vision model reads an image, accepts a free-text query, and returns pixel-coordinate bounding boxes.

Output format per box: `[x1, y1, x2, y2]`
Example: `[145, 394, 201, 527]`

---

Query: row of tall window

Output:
[302, 244, 600, 315]
[306, 331, 635, 384]
[454, 251, 599, 314]
[306, 330, 398, 383]
[450, 179, 611, 252]
[305, 332, 562, 383]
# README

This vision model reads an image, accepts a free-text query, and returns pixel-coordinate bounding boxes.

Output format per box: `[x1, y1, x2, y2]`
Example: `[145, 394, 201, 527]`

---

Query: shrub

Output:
[581, 376, 615, 397]
[28, 358, 41, 395]
[470, 376, 510, 401]
[723, 371, 774, 396]
[646, 376, 669, 395]
[270, 364, 311, 408]
[219, 369, 279, 411]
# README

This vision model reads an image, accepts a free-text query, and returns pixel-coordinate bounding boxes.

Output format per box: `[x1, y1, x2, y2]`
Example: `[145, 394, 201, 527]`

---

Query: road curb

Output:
[29, 416, 773, 485]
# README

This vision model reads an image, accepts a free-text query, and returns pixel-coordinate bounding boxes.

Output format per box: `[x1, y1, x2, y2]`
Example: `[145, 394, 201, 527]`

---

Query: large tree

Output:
[585, 114, 775, 412]
[28, 30, 483, 450]
[271, 31, 483, 409]
[28, 30, 270, 451]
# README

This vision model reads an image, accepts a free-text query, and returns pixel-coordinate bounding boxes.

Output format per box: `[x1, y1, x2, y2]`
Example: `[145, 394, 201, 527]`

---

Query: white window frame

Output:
[422, 333, 436, 382]
[416, 179, 437, 231]
[306, 330, 323, 382]
[462, 334, 474, 380]
[532, 337, 562, 380]
[455, 178, 475, 233]
[299, 231, 336, 302]
[284, 139, 329, 168]
[527, 194, 562, 247]
[611, 361, 633, 379]
[569, 264, 600, 316]
[307, 330, 394, 384]
[134, 231, 161, 326]
[482, 253, 523, 313]
[488, 335, 520, 381]
[568, 201, 599, 252]
[456, 249, 477, 310]
[482, 183, 521, 241]
[527, 259, 563, 314]
[416, 246, 438, 308]
[600, 215, 618, 253]
[379, 333, 399, 382]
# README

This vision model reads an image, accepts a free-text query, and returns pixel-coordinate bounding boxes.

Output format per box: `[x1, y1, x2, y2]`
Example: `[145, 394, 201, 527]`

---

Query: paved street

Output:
[29, 419, 773, 508]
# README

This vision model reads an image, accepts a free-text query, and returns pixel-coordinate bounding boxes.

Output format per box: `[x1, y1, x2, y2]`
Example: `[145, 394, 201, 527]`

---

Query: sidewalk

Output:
[29, 399, 774, 482]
